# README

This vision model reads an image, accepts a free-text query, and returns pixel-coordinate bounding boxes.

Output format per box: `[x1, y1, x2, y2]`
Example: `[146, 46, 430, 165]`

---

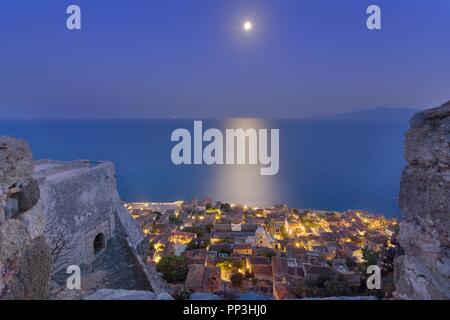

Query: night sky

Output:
[1, 0, 449, 119]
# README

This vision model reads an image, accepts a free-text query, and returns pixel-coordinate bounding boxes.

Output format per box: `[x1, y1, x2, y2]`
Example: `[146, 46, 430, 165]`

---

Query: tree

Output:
[156, 255, 188, 283]
[186, 239, 208, 250]
[324, 280, 353, 297]
[299, 217, 319, 228]
[279, 225, 288, 239]
[232, 259, 244, 268]
[345, 257, 357, 271]
[362, 246, 379, 266]
[175, 288, 191, 300]
[256, 248, 276, 258]
[220, 203, 231, 212]
[218, 245, 233, 256]
[46, 227, 77, 299]
[295, 282, 325, 298]
[183, 226, 206, 237]
[169, 214, 182, 225]
[205, 223, 214, 233]
[379, 240, 398, 275]
[153, 211, 162, 220]
[230, 273, 244, 287]
[216, 258, 243, 269]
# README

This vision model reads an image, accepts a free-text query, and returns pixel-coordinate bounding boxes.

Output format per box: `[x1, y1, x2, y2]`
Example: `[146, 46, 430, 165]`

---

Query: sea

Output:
[0, 119, 409, 218]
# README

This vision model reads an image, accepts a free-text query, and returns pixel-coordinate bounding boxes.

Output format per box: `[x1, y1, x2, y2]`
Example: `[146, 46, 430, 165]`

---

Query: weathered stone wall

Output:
[35, 160, 117, 270]
[34, 159, 153, 299]
[394, 101, 450, 299]
[1, 137, 161, 299]
[0, 136, 51, 300]
[35, 159, 143, 270]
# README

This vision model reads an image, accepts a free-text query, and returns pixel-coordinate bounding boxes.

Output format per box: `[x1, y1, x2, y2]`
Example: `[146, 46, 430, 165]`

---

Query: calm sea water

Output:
[0, 119, 409, 217]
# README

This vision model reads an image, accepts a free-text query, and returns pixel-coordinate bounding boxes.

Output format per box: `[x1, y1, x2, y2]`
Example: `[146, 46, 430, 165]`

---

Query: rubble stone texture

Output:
[84, 288, 173, 300]
[0, 137, 32, 223]
[394, 101, 450, 299]
[0, 136, 51, 300]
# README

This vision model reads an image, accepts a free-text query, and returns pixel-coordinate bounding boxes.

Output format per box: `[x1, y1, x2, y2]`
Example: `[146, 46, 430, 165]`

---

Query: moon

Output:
[243, 21, 253, 32]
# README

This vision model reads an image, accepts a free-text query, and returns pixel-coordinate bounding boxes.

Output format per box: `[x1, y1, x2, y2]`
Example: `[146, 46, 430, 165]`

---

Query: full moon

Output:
[243, 21, 253, 31]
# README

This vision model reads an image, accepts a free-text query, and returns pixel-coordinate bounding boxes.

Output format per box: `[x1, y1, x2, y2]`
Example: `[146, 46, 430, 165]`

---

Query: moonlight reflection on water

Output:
[212, 118, 281, 207]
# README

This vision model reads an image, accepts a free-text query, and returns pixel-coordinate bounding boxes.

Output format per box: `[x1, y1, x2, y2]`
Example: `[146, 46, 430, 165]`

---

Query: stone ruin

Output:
[1, 136, 170, 300]
[34, 159, 153, 298]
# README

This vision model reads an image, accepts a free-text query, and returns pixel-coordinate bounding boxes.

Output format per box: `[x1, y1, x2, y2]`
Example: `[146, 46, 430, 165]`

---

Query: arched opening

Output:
[93, 233, 105, 255]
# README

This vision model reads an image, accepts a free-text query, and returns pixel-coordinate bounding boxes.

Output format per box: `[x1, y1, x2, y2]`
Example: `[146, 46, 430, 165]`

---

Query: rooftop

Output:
[33, 159, 109, 183]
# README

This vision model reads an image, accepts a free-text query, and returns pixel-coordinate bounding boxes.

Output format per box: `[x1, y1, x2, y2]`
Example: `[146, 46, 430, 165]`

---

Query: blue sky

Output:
[0, 0, 449, 118]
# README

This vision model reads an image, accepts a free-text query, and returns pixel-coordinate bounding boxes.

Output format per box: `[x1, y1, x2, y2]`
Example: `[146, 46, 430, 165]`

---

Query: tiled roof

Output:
[234, 243, 252, 250]
[272, 257, 287, 276]
[253, 264, 273, 278]
[248, 256, 271, 266]
[303, 264, 335, 277]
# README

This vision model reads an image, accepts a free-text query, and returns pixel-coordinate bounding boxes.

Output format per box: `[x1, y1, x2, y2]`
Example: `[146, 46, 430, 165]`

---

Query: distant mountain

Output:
[313, 107, 420, 121]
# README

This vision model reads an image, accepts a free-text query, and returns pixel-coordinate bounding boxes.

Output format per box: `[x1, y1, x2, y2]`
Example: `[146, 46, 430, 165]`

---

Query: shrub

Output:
[169, 215, 183, 225]
[324, 280, 353, 297]
[362, 246, 379, 266]
[156, 255, 188, 283]
[183, 226, 206, 237]
[218, 245, 233, 256]
[175, 288, 191, 300]
[205, 223, 214, 233]
[230, 273, 244, 287]
[295, 283, 325, 298]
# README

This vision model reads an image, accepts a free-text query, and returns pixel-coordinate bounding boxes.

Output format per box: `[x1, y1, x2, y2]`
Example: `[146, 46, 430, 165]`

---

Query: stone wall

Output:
[35, 160, 118, 270]
[394, 101, 450, 299]
[34, 159, 156, 299]
[1, 136, 165, 299]
[0, 136, 51, 300]
[35, 160, 143, 266]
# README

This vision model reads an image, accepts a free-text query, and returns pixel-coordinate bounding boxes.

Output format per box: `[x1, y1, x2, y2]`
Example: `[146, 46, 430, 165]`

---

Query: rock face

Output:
[394, 101, 450, 299]
[0, 136, 51, 300]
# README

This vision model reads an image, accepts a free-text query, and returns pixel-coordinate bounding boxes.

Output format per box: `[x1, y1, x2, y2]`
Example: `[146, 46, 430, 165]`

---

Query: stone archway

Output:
[93, 233, 105, 255]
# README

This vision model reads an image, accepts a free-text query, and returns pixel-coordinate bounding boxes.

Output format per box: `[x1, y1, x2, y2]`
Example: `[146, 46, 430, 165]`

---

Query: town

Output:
[126, 199, 399, 300]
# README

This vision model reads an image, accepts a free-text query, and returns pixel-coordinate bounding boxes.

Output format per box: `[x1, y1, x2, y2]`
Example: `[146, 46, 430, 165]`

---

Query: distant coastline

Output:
[312, 107, 419, 121]
[0, 119, 408, 217]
